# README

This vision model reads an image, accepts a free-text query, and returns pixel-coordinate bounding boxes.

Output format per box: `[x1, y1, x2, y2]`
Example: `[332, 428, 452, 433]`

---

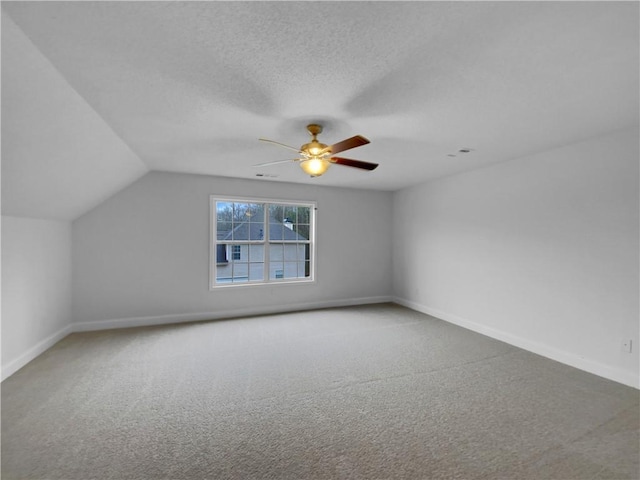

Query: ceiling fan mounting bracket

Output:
[306, 124, 323, 138]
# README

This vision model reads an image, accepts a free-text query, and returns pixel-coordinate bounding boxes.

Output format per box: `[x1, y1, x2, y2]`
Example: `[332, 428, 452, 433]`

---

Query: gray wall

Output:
[1, 216, 72, 379]
[392, 127, 639, 387]
[72, 172, 393, 327]
[4, 129, 638, 388]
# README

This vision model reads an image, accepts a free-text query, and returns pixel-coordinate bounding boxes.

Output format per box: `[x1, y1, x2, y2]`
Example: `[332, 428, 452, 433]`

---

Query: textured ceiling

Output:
[2, 1, 639, 219]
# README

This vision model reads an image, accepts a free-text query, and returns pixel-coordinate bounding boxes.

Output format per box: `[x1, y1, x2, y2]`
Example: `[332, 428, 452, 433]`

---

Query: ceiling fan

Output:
[255, 124, 378, 177]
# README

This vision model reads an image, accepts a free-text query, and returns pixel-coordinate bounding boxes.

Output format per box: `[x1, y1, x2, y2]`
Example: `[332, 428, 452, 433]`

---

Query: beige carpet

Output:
[2, 303, 638, 479]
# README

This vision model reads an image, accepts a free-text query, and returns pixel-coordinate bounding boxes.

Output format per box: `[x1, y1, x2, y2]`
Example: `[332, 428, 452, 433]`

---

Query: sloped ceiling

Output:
[2, 1, 638, 221]
[1, 13, 148, 221]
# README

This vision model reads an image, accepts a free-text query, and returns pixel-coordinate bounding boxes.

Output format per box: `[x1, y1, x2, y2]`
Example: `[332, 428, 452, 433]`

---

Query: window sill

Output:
[210, 278, 315, 290]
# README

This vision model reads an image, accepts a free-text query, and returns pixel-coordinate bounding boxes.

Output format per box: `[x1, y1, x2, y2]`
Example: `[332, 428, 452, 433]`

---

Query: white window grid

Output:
[210, 196, 316, 288]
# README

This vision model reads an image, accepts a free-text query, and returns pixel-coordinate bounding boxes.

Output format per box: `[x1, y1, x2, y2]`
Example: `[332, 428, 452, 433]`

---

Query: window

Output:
[211, 197, 315, 287]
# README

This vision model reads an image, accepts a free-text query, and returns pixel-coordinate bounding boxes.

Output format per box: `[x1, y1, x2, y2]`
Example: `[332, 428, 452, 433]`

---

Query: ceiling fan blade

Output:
[259, 138, 302, 153]
[323, 135, 370, 155]
[330, 157, 379, 171]
[252, 159, 299, 167]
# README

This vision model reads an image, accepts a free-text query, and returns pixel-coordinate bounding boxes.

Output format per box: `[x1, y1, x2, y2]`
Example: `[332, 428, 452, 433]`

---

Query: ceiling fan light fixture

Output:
[300, 157, 330, 176]
[301, 141, 328, 157]
[257, 123, 375, 176]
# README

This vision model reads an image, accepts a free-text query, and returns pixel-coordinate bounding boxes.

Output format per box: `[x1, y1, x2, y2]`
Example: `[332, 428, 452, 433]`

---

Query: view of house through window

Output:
[212, 198, 315, 286]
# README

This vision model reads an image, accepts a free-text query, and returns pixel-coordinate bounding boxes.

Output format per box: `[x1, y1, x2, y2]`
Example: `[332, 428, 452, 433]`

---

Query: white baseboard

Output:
[2, 296, 393, 381]
[8, 296, 635, 389]
[393, 297, 639, 390]
[1, 324, 73, 382]
[72, 296, 393, 332]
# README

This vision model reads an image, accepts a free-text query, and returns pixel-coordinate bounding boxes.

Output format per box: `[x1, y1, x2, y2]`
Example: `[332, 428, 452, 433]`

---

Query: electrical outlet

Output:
[621, 339, 633, 354]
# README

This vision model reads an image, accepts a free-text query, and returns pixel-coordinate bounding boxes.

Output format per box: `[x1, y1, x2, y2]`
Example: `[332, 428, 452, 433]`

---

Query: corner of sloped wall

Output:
[1, 216, 73, 381]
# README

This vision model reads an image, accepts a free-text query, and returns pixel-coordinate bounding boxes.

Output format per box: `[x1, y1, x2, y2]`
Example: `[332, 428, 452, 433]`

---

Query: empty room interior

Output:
[1, 2, 639, 479]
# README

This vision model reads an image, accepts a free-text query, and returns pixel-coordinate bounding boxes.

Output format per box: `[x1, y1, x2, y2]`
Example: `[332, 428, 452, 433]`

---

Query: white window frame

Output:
[210, 195, 316, 289]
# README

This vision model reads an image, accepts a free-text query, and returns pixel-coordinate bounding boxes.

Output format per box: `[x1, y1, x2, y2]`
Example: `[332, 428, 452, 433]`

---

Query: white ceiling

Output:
[2, 1, 638, 220]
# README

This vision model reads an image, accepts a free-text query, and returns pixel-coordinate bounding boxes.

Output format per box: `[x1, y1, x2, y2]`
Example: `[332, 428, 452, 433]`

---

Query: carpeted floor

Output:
[2, 303, 638, 479]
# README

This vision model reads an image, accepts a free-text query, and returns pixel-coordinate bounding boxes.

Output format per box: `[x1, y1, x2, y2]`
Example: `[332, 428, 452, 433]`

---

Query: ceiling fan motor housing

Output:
[302, 125, 328, 156]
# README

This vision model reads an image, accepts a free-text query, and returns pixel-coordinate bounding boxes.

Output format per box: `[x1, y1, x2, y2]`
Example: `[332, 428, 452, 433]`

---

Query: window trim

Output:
[209, 195, 317, 289]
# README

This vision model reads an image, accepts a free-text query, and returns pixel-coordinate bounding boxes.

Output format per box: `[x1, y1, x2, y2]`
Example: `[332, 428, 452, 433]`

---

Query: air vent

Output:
[447, 148, 475, 158]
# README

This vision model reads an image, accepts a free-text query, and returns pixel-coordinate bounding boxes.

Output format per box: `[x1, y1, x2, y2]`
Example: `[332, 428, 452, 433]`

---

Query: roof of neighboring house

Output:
[217, 216, 308, 242]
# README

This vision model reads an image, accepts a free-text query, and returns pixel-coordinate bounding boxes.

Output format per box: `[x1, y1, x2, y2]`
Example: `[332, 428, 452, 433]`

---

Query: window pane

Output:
[269, 204, 284, 240]
[232, 223, 248, 241]
[247, 203, 264, 222]
[249, 224, 264, 241]
[230, 203, 248, 240]
[249, 244, 264, 262]
[250, 203, 264, 223]
[249, 205, 264, 239]
[269, 204, 283, 222]
[284, 244, 297, 261]
[269, 243, 283, 261]
[249, 263, 264, 282]
[216, 262, 233, 283]
[283, 217, 295, 233]
[283, 262, 298, 279]
[216, 202, 233, 239]
[296, 224, 310, 240]
[269, 263, 285, 280]
[232, 262, 248, 283]
[296, 244, 306, 261]
[297, 206, 310, 225]
[217, 201, 233, 219]
[297, 262, 307, 278]
[269, 222, 284, 240]
[283, 205, 297, 224]
[233, 203, 250, 220]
